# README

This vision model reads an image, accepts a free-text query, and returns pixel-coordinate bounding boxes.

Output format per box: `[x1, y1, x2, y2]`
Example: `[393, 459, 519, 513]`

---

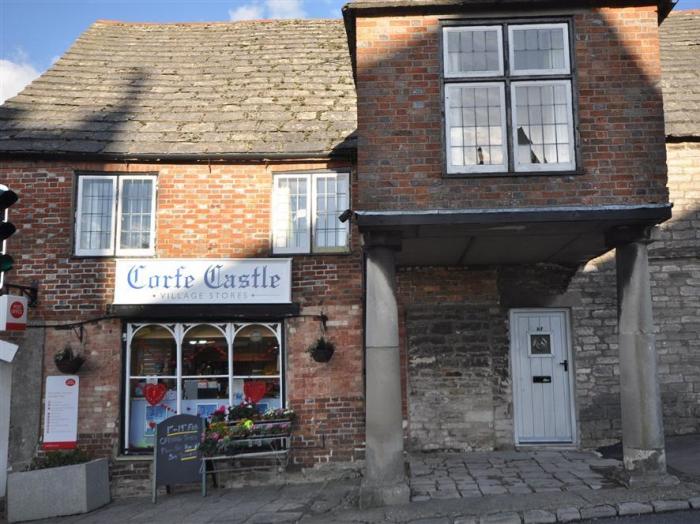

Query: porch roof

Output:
[355, 203, 671, 266]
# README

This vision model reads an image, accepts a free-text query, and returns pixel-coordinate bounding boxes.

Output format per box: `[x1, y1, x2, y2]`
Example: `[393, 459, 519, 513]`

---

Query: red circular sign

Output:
[9, 300, 24, 319]
[65, 379, 76, 386]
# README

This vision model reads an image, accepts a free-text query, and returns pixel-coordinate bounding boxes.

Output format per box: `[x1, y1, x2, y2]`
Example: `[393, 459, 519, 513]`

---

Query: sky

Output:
[1, 0, 699, 103]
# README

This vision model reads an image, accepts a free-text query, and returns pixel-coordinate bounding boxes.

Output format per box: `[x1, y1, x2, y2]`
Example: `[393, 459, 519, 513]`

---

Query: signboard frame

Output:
[43, 376, 79, 450]
[114, 258, 293, 306]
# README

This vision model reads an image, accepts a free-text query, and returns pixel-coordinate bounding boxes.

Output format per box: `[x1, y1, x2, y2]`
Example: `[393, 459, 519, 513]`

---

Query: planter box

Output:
[7, 458, 110, 523]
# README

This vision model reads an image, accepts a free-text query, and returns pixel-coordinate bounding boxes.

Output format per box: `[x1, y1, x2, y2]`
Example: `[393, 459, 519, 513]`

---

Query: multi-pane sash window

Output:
[75, 174, 156, 256]
[443, 22, 575, 174]
[272, 172, 350, 254]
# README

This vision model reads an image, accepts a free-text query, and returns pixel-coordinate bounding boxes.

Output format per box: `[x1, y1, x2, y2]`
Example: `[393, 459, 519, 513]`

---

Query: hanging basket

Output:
[307, 337, 335, 363]
[54, 347, 85, 374]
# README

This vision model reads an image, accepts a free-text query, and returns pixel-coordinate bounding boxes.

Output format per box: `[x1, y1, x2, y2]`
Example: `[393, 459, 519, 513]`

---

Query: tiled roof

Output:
[0, 19, 356, 158]
[660, 10, 700, 138]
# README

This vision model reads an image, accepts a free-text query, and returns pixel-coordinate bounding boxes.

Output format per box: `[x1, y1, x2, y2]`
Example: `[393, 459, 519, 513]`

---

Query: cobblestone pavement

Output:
[409, 450, 621, 501]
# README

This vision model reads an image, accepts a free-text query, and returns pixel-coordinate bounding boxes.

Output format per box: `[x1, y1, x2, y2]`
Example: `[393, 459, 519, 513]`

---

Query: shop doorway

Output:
[510, 309, 575, 445]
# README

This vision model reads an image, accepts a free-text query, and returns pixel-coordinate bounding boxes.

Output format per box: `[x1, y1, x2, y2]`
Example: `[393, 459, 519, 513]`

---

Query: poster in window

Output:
[145, 405, 166, 437]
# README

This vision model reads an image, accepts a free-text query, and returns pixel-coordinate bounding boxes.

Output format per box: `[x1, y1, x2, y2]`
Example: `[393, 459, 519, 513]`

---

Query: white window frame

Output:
[75, 174, 157, 257]
[511, 80, 575, 173]
[115, 175, 157, 257]
[443, 25, 504, 78]
[508, 23, 570, 77]
[445, 82, 508, 174]
[75, 175, 118, 256]
[272, 172, 350, 255]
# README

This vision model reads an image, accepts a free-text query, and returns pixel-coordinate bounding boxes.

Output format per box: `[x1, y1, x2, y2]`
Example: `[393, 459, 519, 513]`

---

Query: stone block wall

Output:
[397, 267, 513, 451]
[572, 141, 700, 447]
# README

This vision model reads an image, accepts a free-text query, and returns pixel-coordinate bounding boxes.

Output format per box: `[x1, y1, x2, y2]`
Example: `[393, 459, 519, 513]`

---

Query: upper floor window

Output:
[271, 172, 350, 254]
[75, 174, 157, 256]
[443, 22, 575, 175]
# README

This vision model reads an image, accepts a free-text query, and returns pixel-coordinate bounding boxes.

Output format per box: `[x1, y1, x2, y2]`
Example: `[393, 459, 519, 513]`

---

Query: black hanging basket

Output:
[54, 347, 85, 374]
[308, 337, 335, 363]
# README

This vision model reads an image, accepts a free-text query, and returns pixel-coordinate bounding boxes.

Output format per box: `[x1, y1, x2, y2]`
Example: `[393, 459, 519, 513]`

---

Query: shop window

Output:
[271, 172, 350, 254]
[443, 22, 575, 175]
[124, 322, 283, 452]
[75, 173, 157, 256]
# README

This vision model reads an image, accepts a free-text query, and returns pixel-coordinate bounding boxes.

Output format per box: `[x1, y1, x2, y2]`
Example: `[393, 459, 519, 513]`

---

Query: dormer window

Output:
[443, 22, 576, 175]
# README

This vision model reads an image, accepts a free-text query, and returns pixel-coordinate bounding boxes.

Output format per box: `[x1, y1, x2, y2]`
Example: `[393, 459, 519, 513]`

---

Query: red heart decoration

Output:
[144, 383, 167, 406]
[148, 421, 157, 429]
[244, 381, 268, 404]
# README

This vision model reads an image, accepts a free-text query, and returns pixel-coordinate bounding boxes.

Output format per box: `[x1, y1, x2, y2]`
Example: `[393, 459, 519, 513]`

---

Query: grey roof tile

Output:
[0, 19, 356, 157]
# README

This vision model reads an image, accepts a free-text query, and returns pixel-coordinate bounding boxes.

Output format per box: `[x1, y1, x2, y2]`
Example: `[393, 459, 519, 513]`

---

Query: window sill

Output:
[444, 169, 583, 179]
[70, 253, 157, 260]
[270, 250, 353, 257]
[115, 454, 153, 462]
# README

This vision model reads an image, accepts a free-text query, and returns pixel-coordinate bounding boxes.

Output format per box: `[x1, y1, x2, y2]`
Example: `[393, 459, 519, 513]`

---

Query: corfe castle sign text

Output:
[113, 259, 292, 305]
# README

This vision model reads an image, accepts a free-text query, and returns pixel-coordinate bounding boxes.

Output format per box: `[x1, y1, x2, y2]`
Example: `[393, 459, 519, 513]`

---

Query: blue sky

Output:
[1, 0, 699, 102]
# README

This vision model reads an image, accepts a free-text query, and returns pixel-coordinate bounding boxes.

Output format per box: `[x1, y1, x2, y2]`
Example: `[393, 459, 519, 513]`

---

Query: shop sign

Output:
[113, 258, 292, 305]
[0, 295, 27, 331]
[43, 376, 79, 450]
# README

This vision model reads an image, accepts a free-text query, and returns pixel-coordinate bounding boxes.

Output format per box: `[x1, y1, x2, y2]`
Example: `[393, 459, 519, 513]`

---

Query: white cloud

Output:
[229, 4, 264, 21]
[0, 58, 40, 104]
[229, 0, 307, 21]
[266, 0, 307, 18]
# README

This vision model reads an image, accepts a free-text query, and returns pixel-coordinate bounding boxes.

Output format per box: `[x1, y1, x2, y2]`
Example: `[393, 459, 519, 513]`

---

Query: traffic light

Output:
[0, 185, 18, 288]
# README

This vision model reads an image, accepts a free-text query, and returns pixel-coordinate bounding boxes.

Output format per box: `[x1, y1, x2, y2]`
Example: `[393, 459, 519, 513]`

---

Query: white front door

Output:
[510, 309, 575, 444]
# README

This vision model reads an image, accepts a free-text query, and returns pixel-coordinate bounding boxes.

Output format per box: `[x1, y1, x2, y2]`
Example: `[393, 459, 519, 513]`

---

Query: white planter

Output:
[7, 458, 110, 523]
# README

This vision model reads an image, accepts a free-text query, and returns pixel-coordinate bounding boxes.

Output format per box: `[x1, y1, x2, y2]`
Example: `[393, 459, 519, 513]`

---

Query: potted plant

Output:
[54, 346, 85, 374]
[6, 450, 110, 522]
[307, 337, 335, 363]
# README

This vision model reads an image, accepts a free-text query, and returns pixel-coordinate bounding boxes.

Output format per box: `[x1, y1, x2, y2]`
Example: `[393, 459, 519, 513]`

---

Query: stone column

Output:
[611, 227, 671, 485]
[360, 232, 409, 507]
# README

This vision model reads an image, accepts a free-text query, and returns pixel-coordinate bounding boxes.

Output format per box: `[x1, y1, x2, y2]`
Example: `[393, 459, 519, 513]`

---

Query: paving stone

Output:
[579, 505, 616, 519]
[454, 517, 477, 524]
[522, 509, 556, 523]
[652, 499, 690, 512]
[555, 507, 581, 523]
[617, 502, 653, 516]
[409, 518, 450, 524]
[479, 512, 522, 524]
[689, 496, 700, 509]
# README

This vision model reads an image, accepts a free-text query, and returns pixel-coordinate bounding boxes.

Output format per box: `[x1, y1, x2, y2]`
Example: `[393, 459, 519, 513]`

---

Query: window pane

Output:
[446, 84, 505, 168]
[128, 378, 176, 449]
[233, 324, 280, 377]
[120, 178, 154, 250]
[182, 324, 228, 376]
[79, 178, 114, 251]
[130, 324, 176, 376]
[511, 25, 568, 73]
[273, 176, 309, 252]
[445, 27, 502, 76]
[231, 378, 281, 412]
[514, 82, 573, 168]
[314, 174, 349, 250]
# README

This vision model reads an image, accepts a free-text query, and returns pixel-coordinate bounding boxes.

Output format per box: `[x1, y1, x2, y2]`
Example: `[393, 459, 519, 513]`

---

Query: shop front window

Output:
[124, 322, 283, 451]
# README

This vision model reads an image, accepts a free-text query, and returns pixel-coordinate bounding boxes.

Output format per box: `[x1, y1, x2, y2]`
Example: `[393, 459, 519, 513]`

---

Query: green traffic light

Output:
[0, 254, 13, 272]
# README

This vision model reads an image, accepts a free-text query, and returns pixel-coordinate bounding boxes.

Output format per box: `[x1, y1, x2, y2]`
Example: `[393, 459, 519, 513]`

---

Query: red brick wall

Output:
[355, 6, 668, 210]
[2, 159, 365, 473]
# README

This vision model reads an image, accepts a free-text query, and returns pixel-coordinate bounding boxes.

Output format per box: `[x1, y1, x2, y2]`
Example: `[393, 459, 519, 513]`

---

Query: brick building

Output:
[0, 0, 695, 507]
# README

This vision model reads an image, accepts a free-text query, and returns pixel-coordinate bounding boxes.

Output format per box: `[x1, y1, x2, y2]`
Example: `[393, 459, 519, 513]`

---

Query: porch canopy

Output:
[355, 203, 672, 266]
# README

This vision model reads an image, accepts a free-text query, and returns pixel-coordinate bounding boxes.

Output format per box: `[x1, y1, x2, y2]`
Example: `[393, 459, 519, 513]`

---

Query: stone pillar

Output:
[611, 227, 672, 485]
[360, 232, 409, 507]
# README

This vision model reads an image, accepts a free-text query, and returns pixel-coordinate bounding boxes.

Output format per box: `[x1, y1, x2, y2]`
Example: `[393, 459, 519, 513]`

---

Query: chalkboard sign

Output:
[152, 414, 204, 503]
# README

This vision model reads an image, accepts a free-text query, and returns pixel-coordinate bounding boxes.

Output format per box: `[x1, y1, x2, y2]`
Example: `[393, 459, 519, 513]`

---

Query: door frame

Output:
[509, 308, 578, 447]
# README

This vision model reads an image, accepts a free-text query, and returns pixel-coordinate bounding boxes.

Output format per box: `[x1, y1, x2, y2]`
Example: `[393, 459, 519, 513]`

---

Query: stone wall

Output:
[572, 141, 700, 447]
[397, 267, 513, 451]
